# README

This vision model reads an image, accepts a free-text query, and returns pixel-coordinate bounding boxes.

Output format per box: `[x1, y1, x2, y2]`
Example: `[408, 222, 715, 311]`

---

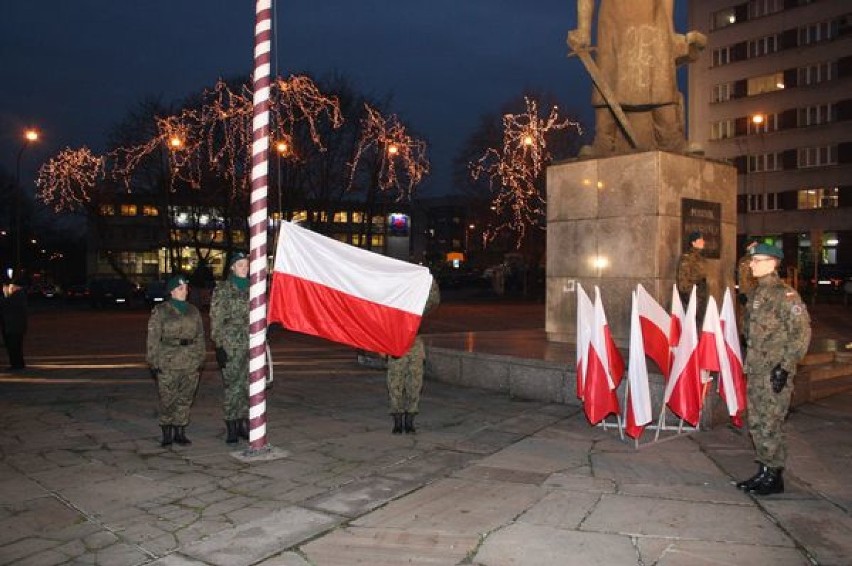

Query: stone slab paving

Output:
[301, 528, 479, 565]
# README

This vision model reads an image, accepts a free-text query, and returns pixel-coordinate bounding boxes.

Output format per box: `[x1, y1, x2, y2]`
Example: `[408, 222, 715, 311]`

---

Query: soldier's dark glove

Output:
[770, 364, 788, 394]
[149, 368, 159, 380]
[738, 293, 748, 305]
[215, 347, 228, 369]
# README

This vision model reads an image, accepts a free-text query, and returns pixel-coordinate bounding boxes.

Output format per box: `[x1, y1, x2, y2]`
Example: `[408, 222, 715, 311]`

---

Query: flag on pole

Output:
[697, 296, 723, 375]
[575, 283, 594, 400]
[669, 283, 684, 349]
[268, 221, 434, 357]
[583, 287, 625, 425]
[636, 284, 671, 376]
[719, 289, 747, 427]
[625, 290, 652, 439]
[663, 286, 703, 426]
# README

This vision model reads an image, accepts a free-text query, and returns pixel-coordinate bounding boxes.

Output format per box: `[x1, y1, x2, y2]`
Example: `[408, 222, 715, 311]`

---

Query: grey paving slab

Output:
[637, 538, 809, 566]
[758, 498, 852, 566]
[305, 475, 420, 518]
[474, 522, 638, 566]
[517, 490, 602, 530]
[475, 436, 589, 474]
[352, 477, 545, 536]
[179, 506, 340, 566]
[256, 552, 313, 566]
[582, 493, 794, 546]
[301, 527, 479, 566]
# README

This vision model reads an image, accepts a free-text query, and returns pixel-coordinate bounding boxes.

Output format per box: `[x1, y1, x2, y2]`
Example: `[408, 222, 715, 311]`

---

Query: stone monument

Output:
[548, 1, 735, 347]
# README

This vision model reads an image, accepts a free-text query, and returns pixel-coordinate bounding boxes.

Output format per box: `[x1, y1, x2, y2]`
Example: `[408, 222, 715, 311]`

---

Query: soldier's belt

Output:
[162, 338, 195, 346]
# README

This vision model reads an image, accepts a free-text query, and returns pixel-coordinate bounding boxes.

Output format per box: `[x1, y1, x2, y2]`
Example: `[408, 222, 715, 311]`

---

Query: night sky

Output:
[1, 1, 688, 198]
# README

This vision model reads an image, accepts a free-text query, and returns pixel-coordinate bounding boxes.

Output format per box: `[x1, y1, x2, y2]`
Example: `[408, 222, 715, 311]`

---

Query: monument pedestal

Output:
[546, 151, 737, 346]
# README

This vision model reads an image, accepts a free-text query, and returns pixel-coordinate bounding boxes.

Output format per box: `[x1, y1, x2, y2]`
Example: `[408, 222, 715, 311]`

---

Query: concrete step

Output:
[801, 361, 852, 383]
[811, 374, 852, 401]
[800, 351, 836, 366]
[792, 359, 852, 407]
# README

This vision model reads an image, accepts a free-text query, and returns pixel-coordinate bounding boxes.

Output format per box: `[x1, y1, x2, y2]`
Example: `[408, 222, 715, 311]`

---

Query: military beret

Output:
[750, 243, 783, 260]
[229, 252, 248, 267]
[167, 274, 190, 291]
[688, 231, 703, 244]
[745, 236, 761, 248]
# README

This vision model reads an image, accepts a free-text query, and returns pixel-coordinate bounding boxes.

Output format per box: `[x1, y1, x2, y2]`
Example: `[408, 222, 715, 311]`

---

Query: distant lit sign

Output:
[388, 213, 409, 237]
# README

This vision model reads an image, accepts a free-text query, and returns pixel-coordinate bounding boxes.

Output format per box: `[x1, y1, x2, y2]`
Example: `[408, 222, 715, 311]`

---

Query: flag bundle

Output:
[576, 286, 624, 425]
[268, 221, 433, 357]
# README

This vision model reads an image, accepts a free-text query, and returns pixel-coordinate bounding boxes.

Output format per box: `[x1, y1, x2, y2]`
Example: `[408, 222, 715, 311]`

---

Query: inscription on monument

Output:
[681, 198, 721, 259]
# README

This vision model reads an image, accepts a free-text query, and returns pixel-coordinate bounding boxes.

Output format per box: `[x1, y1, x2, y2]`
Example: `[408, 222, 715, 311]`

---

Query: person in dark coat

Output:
[1, 277, 29, 371]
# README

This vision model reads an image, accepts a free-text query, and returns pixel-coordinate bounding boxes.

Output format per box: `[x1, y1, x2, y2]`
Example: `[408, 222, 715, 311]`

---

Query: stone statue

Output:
[567, 0, 706, 156]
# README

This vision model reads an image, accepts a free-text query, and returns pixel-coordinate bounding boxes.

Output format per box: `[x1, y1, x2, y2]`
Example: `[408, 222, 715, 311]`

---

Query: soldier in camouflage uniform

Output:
[387, 278, 440, 434]
[676, 230, 708, 325]
[210, 253, 250, 444]
[147, 275, 206, 447]
[736, 243, 811, 496]
[735, 238, 760, 339]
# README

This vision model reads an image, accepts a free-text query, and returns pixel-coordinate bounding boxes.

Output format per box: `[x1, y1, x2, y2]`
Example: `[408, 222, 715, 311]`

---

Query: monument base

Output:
[545, 151, 737, 346]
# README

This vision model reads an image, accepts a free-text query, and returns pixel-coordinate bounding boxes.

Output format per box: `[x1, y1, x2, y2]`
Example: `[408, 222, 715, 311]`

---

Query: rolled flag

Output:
[625, 290, 653, 439]
[664, 286, 703, 426]
[576, 283, 594, 400]
[583, 286, 625, 425]
[697, 296, 723, 376]
[636, 283, 671, 377]
[268, 221, 433, 357]
[719, 289, 747, 427]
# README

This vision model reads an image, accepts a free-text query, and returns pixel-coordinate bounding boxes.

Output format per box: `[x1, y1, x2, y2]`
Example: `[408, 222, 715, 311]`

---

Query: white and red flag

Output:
[583, 287, 625, 425]
[663, 286, 703, 426]
[636, 284, 671, 376]
[268, 221, 433, 357]
[718, 290, 747, 427]
[669, 283, 685, 349]
[575, 283, 594, 400]
[625, 290, 652, 439]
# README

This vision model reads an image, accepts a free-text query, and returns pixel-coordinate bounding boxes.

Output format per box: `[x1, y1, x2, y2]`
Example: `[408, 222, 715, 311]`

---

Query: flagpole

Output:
[247, 0, 273, 452]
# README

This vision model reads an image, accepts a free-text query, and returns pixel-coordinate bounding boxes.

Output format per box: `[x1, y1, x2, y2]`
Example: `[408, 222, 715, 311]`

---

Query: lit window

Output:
[142, 205, 159, 217]
[746, 72, 785, 96]
[100, 205, 115, 216]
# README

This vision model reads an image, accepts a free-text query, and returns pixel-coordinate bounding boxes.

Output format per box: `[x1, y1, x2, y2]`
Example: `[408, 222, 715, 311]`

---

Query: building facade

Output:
[687, 0, 852, 282]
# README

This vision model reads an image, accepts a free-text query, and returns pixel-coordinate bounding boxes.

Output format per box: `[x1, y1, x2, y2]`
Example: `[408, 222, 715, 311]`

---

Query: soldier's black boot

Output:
[238, 418, 250, 440]
[391, 413, 403, 434]
[225, 420, 239, 444]
[404, 412, 416, 434]
[160, 425, 173, 447]
[736, 463, 768, 491]
[174, 426, 191, 446]
[750, 467, 784, 496]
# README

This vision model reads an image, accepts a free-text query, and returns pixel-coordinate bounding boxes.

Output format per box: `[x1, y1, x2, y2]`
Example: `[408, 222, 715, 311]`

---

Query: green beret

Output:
[229, 252, 248, 267]
[167, 274, 189, 291]
[688, 231, 703, 244]
[750, 243, 783, 260]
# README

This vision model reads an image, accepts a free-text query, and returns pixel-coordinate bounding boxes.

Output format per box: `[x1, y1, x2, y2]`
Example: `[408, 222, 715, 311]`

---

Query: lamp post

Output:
[14, 128, 39, 275]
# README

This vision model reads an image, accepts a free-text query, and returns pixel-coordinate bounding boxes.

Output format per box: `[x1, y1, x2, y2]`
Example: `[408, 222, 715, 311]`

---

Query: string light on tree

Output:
[35, 147, 105, 213]
[470, 97, 580, 245]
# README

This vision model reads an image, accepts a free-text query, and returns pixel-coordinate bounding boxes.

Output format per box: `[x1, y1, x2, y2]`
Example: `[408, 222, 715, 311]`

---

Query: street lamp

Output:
[275, 141, 289, 224]
[14, 128, 39, 275]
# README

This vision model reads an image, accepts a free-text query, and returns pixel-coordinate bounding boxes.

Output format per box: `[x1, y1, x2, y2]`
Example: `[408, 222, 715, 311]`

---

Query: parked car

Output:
[64, 283, 91, 303]
[89, 278, 136, 308]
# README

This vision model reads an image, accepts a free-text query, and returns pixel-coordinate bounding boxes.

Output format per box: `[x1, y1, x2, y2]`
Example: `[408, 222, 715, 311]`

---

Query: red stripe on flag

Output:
[583, 347, 620, 425]
[639, 317, 671, 376]
[268, 272, 421, 357]
[666, 349, 703, 427]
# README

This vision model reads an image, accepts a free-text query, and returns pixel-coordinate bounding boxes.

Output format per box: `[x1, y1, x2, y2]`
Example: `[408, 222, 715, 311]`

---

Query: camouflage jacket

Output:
[744, 272, 811, 375]
[210, 277, 249, 354]
[676, 247, 707, 301]
[736, 254, 757, 299]
[146, 301, 205, 372]
[418, 279, 441, 334]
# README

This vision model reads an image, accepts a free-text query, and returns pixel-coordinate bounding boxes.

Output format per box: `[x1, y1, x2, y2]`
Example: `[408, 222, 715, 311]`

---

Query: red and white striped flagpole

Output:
[248, 0, 272, 451]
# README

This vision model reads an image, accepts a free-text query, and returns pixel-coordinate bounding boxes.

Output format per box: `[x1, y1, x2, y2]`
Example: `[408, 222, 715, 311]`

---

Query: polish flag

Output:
[663, 286, 703, 426]
[719, 290, 747, 427]
[575, 283, 594, 400]
[636, 284, 671, 376]
[625, 290, 652, 439]
[268, 221, 433, 357]
[669, 284, 684, 349]
[697, 296, 723, 375]
[583, 287, 625, 425]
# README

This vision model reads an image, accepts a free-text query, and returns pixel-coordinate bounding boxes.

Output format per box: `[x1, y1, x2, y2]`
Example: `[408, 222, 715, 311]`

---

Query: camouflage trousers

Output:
[386, 338, 424, 414]
[221, 348, 249, 420]
[746, 368, 794, 469]
[157, 370, 200, 426]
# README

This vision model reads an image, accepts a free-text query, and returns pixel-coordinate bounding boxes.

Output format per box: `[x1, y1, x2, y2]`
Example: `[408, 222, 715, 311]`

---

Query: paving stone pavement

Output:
[1, 308, 851, 565]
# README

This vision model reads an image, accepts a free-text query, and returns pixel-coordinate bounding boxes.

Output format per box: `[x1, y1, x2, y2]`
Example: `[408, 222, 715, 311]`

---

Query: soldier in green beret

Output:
[147, 275, 206, 447]
[210, 252, 250, 444]
[736, 243, 811, 495]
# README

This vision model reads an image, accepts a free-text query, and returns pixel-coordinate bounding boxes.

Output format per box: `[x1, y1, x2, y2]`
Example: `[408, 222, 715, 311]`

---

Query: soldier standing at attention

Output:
[147, 274, 206, 448]
[736, 243, 811, 496]
[210, 252, 250, 444]
[387, 278, 441, 434]
[676, 230, 708, 323]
